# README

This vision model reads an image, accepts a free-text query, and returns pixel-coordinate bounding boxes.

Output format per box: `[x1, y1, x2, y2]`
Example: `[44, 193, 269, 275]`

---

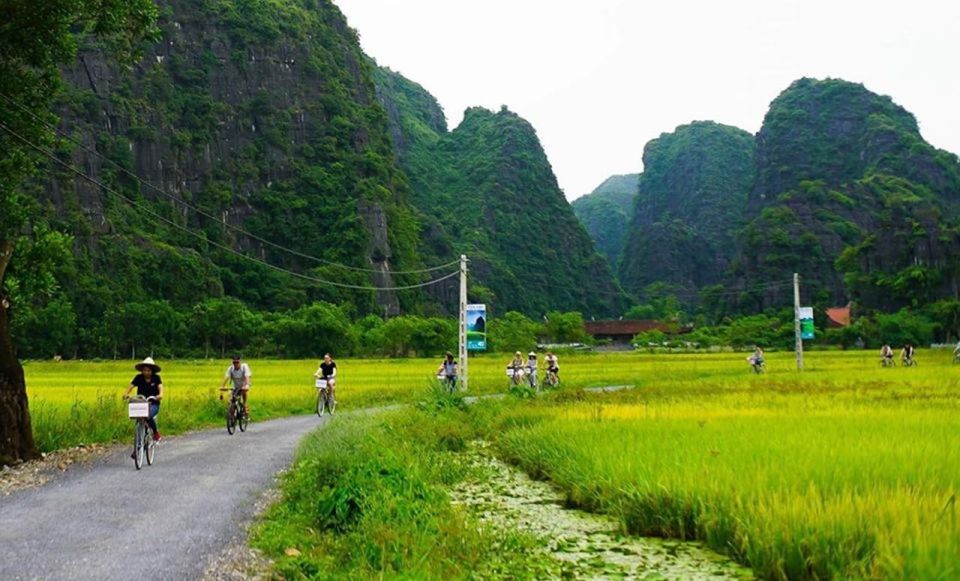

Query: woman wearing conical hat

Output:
[123, 357, 164, 443]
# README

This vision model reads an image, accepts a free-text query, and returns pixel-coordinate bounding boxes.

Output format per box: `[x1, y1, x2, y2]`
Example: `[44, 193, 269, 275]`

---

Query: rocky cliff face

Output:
[571, 174, 639, 267]
[618, 121, 754, 299]
[376, 67, 627, 316]
[44, 0, 425, 316]
[733, 78, 960, 311]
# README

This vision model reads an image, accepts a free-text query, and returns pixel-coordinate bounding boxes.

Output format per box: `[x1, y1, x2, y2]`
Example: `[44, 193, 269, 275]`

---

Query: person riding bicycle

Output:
[508, 351, 524, 372]
[220, 356, 251, 417]
[314, 353, 337, 403]
[526, 352, 539, 388]
[900, 344, 916, 366]
[124, 357, 163, 442]
[437, 351, 458, 390]
[953, 340, 960, 361]
[747, 346, 765, 368]
[880, 343, 894, 365]
[545, 352, 559, 377]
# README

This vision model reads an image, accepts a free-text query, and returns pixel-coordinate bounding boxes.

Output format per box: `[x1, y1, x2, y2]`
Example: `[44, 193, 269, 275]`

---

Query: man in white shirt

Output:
[221, 355, 252, 417]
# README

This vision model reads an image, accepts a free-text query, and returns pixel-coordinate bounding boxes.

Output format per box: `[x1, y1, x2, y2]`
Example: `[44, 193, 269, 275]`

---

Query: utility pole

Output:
[794, 272, 803, 371]
[459, 254, 468, 392]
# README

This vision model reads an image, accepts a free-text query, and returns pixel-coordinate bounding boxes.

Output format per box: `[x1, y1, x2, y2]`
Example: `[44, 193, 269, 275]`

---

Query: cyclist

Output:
[437, 351, 458, 390]
[314, 353, 337, 403]
[880, 343, 894, 366]
[507, 351, 525, 383]
[123, 357, 163, 443]
[747, 346, 765, 370]
[545, 351, 560, 379]
[526, 352, 539, 388]
[953, 340, 960, 363]
[900, 344, 916, 366]
[220, 355, 251, 417]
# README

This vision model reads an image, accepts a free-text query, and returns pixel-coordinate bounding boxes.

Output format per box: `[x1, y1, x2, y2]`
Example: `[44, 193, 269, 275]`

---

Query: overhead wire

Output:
[0, 119, 460, 292]
[0, 91, 459, 276]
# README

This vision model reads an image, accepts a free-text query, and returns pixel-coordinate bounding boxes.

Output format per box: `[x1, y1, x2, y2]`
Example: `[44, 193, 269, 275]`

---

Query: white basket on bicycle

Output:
[436, 373, 445, 381]
[128, 401, 150, 418]
[315, 378, 328, 389]
[506, 367, 524, 378]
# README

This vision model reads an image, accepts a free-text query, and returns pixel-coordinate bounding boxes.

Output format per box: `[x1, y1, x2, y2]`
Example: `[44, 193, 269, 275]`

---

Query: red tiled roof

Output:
[826, 306, 852, 327]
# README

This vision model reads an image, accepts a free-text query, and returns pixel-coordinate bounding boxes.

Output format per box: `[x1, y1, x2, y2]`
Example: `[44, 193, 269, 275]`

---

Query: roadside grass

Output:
[251, 402, 551, 579]
[470, 359, 960, 579]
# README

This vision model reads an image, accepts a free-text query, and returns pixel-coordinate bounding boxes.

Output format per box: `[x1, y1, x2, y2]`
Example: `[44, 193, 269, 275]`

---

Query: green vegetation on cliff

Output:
[734, 78, 960, 314]
[571, 173, 639, 267]
[376, 68, 627, 316]
[9, 0, 441, 358]
[619, 122, 755, 300]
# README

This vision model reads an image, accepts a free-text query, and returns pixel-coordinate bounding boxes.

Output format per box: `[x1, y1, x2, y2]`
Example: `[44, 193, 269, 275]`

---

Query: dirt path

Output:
[0, 414, 325, 581]
[451, 442, 753, 580]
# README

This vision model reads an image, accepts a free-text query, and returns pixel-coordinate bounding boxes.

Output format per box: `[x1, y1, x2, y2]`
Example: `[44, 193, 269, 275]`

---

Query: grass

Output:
[467, 349, 960, 579]
[252, 402, 551, 579]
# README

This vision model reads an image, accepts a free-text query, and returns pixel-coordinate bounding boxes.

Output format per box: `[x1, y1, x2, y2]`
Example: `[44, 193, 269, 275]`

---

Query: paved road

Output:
[0, 413, 326, 581]
[0, 384, 635, 580]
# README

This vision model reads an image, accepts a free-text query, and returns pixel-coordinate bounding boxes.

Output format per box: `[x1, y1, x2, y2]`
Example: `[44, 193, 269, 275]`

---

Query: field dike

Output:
[450, 441, 753, 580]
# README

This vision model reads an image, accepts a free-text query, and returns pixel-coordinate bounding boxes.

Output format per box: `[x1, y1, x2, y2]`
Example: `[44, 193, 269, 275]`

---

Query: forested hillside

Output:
[376, 67, 627, 316]
[9, 0, 442, 358]
[732, 78, 960, 312]
[571, 173, 639, 267]
[618, 122, 754, 300]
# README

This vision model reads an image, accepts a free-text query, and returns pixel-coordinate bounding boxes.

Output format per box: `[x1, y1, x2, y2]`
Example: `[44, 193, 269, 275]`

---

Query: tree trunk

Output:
[0, 240, 39, 466]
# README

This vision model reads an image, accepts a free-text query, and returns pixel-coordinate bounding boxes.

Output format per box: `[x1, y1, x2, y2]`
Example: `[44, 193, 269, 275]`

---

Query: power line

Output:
[0, 119, 460, 292]
[0, 91, 459, 276]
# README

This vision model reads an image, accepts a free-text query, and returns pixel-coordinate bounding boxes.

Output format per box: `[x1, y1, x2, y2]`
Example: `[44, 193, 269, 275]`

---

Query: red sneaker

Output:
[153, 431, 162, 442]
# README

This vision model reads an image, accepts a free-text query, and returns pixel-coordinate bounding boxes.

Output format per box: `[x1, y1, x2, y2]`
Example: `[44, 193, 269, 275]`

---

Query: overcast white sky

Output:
[334, 0, 960, 200]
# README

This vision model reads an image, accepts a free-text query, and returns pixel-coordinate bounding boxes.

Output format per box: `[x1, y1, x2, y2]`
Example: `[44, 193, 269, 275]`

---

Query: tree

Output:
[488, 311, 541, 353]
[0, 1, 157, 464]
[544, 311, 589, 343]
[274, 302, 357, 359]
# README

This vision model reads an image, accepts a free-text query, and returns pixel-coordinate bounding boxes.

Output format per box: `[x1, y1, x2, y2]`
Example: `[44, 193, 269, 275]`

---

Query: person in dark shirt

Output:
[314, 353, 337, 403]
[124, 357, 164, 442]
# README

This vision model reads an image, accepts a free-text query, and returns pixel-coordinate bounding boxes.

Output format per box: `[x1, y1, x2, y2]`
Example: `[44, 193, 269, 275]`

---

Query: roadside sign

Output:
[466, 304, 487, 351]
[799, 307, 815, 340]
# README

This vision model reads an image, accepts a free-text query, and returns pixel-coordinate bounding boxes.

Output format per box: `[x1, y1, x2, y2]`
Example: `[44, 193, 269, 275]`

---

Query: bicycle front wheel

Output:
[239, 406, 249, 432]
[146, 431, 156, 465]
[226, 402, 236, 435]
[316, 390, 326, 417]
[134, 421, 145, 470]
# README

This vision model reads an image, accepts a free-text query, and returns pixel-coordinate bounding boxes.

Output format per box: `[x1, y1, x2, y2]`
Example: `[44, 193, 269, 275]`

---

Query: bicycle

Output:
[436, 373, 458, 394]
[748, 358, 766, 374]
[901, 357, 917, 368]
[315, 378, 336, 417]
[880, 357, 896, 368]
[506, 366, 525, 387]
[526, 367, 539, 392]
[126, 395, 158, 470]
[220, 386, 248, 434]
[544, 367, 560, 388]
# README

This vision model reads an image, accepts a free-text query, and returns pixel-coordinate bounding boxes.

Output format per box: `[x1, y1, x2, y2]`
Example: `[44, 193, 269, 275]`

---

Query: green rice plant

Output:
[471, 351, 960, 579]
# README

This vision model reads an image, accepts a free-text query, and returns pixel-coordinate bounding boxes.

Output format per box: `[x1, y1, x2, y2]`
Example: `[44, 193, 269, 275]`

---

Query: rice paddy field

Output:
[23, 348, 960, 577]
[469, 349, 960, 579]
[22, 350, 649, 451]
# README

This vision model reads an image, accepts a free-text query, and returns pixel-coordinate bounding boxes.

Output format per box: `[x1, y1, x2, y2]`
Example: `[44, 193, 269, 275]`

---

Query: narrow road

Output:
[0, 384, 637, 580]
[0, 414, 326, 580]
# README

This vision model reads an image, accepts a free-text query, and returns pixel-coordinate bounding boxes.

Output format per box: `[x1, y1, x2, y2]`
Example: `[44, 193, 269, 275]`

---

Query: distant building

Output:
[825, 304, 852, 328]
[584, 320, 691, 346]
